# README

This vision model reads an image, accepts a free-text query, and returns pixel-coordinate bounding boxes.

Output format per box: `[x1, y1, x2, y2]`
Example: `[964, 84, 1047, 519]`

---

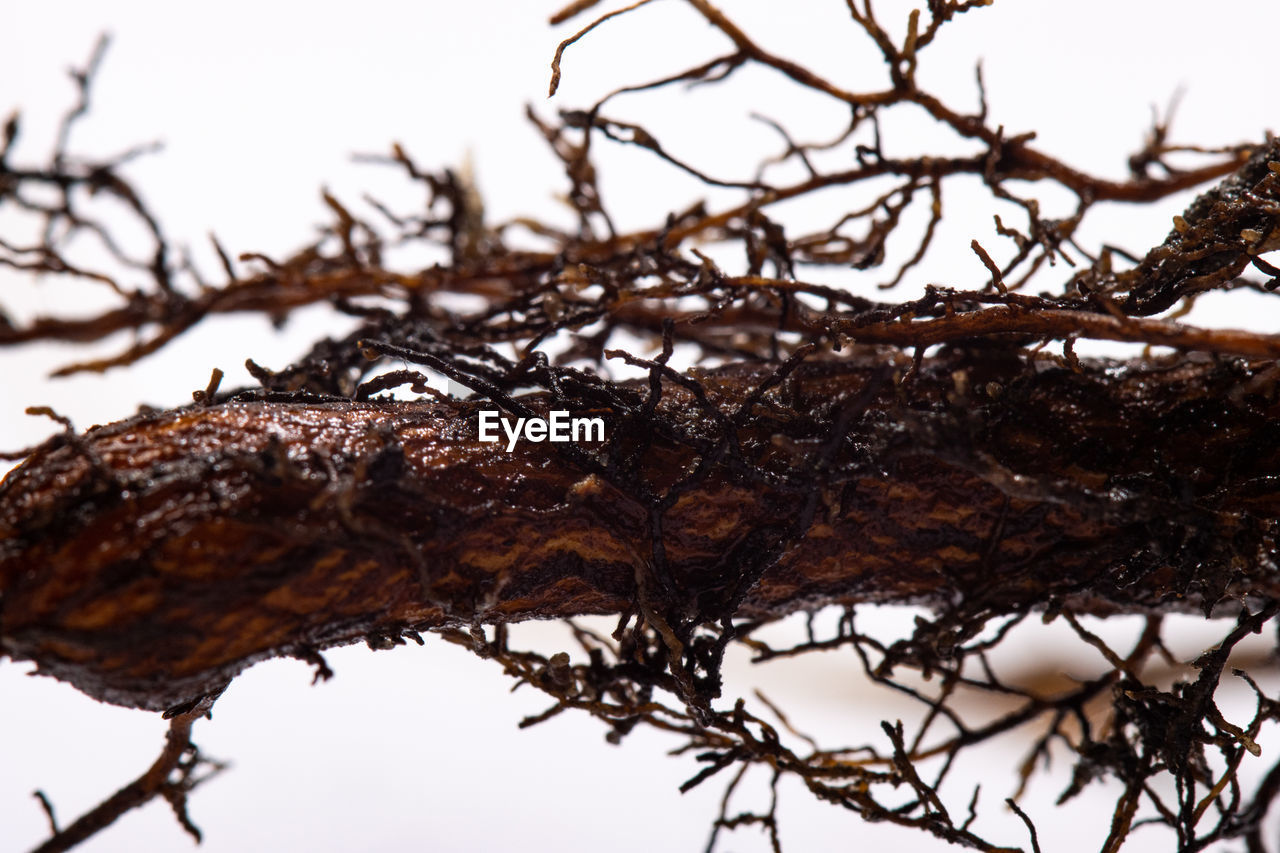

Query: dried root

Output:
[4, 2, 1280, 850]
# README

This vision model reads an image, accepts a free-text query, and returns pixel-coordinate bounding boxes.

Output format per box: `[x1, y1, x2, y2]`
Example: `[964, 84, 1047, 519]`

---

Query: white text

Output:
[478, 410, 605, 451]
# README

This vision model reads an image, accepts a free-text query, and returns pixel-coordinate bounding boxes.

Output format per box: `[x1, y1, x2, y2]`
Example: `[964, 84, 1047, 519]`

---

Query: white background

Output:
[1, 2, 1278, 851]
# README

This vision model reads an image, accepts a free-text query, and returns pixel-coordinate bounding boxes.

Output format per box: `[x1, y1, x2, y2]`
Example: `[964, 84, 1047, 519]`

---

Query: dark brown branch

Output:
[3, 350, 1277, 712]
[27, 706, 222, 853]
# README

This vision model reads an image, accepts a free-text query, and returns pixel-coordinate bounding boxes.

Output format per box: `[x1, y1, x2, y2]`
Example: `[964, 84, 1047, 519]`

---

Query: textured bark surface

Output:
[3, 349, 1278, 712]
[8, 7, 1280, 851]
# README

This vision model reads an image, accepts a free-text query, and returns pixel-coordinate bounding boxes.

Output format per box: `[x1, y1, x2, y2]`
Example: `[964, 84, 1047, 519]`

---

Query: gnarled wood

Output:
[2, 349, 1277, 712]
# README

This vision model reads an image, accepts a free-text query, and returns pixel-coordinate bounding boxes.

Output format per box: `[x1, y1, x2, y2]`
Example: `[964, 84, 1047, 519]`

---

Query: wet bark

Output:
[2, 348, 1277, 712]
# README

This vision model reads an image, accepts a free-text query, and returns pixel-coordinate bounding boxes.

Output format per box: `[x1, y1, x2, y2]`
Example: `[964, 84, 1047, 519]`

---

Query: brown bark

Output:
[2, 348, 1278, 712]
